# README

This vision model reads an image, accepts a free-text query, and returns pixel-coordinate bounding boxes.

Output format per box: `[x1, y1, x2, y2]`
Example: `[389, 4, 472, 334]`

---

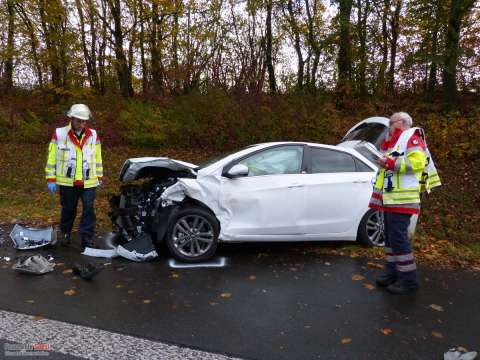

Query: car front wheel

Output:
[357, 209, 385, 247]
[165, 206, 219, 263]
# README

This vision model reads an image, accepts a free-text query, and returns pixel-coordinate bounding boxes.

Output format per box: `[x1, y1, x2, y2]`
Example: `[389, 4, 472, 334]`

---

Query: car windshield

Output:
[343, 123, 388, 149]
[197, 146, 254, 170]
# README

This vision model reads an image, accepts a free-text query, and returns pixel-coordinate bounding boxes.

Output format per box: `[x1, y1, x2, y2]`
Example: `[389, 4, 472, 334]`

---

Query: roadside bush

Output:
[120, 100, 167, 147]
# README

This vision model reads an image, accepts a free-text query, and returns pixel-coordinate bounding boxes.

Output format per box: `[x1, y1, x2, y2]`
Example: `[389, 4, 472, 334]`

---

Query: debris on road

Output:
[116, 234, 158, 262]
[444, 347, 478, 360]
[82, 247, 119, 258]
[73, 262, 103, 281]
[9, 224, 57, 250]
[12, 255, 55, 274]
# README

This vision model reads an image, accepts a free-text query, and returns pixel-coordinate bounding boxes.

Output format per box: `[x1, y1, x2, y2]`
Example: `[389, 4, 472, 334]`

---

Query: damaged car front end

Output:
[110, 157, 219, 262]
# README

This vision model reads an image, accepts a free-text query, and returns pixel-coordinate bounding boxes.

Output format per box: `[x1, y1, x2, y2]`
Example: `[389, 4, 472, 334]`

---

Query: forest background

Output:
[0, 0, 479, 267]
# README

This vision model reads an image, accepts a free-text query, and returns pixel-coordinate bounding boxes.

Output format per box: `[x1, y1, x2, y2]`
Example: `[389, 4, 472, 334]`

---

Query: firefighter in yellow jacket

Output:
[45, 104, 103, 250]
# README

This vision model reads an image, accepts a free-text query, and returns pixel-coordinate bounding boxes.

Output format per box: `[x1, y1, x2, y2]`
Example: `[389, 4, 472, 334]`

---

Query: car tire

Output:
[357, 209, 385, 247]
[165, 206, 219, 263]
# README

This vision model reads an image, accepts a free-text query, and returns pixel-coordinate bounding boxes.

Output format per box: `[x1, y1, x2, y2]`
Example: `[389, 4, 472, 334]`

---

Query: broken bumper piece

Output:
[12, 255, 55, 274]
[116, 234, 158, 262]
[9, 224, 56, 250]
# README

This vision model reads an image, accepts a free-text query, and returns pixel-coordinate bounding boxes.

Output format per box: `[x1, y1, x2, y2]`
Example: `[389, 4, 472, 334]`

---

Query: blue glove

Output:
[47, 182, 57, 194]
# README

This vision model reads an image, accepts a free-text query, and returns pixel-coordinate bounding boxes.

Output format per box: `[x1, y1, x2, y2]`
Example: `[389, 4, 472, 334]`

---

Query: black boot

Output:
[60, 232, 71, 246]
[81, 237, 96, 251]
[375, 274, 397, 287]
[386, 282, 418, 295]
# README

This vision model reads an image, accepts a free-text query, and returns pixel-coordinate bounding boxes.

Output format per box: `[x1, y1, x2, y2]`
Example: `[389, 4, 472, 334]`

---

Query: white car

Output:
[111, 117, 416, 262]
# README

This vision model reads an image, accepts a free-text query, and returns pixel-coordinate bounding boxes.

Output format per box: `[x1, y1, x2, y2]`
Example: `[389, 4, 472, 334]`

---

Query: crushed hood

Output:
[119, 157, 197, 183]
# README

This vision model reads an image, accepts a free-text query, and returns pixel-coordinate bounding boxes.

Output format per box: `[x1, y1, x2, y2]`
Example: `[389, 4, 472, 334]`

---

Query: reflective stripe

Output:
[394, 158, 402, 172]
[384, 197, 419, 203]
[384, 247, 393, 254]
[404, 156, 413, 172]
[383, 202, 420, 209]
[45, 164, 56, 169]
[396, 263, 417, 272]
[386, 255, 395, 262]
[396, 253, 414, 262]
[369, 198, 382, 206]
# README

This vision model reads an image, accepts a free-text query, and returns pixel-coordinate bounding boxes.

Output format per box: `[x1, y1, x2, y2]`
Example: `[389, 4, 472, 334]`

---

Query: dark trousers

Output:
[59, 186, 96, 240]
[383, 212, 418, 287]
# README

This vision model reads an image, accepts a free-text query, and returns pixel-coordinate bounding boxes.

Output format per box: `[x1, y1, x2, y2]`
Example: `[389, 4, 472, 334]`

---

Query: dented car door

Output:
[219, 145, 307, 239]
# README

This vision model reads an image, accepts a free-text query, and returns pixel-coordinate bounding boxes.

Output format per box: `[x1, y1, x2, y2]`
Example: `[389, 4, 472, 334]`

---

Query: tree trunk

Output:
[285, 0, 304, 89]
[356, 0, 369, 96]
[265, 0, 276, 93]
[107, 0, 134, 97]
[387, 0, 402, 93]
[3, 0, 15, 92]
[337, 0, 353, 96]
[376, 0, 390, 95]
[442, 0, 475, 108]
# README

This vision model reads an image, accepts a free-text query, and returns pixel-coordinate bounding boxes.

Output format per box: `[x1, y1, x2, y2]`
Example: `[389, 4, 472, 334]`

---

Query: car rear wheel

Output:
[357, 209, 385, 247]
[165, 206, 219, 263]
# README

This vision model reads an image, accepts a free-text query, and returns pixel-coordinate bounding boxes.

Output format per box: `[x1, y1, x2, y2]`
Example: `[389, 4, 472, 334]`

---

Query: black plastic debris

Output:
[9, 224, 57, 250]
[116, 233, 158, 262]
[73, 262, 103, 281]
[12, 255, 55, 275]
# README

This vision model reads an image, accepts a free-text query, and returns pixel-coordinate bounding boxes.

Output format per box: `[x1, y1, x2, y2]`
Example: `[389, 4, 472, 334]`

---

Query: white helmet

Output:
[67, 104, 92, 121]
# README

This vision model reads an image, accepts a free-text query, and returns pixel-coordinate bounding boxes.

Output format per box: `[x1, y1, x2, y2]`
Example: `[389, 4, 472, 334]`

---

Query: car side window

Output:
[310, 147, 357, 173]
[238, 146, 304, 177]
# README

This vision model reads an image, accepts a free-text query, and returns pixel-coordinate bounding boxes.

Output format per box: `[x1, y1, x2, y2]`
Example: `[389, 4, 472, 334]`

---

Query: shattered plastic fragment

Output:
[12, 255, 55, 274]
[9, 224, 56, 250]
[116, 233, 158, 262]
[82, 247, 119, 258]
[444, 348, 478, 360]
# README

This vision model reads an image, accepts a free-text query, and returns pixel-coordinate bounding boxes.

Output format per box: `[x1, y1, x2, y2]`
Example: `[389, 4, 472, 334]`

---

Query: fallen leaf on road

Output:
[127, 290, 134, 294]
[367, 262, 383, 269]
[248, 275, 256, 280]
[32, 315, 43, 321]
[351, 274, 365, 281]
[209, 301, 219, 306]
[62, 269, 73, 274]
[363, 283, 376, 290]
[115, 284, 124, 289]
[289, 267, 298, 271]
[64, 289, 76, 296]
[431, 331, 444, 339]
[56, 262, 65, 267]
[143, 299, 151, 304]
[171, 273, 179, 278]
[340, 338, 352, 344]
[25, 300, 34, 304]
[380, 328, 393, 336]
[429, 304, 444, 312]
[220, 292, 232, 298]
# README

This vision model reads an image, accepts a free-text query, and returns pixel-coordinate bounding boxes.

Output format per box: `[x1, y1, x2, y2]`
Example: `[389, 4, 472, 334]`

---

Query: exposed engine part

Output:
[110, 178, 177, 241]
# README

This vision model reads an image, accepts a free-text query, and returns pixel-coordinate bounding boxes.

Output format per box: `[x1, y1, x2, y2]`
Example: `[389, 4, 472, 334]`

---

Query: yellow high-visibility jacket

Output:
[45, 124, 103, 188]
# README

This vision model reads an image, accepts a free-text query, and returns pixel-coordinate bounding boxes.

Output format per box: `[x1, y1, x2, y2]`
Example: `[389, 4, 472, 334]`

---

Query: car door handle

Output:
[352, 180, 369, 184]
[288, 184, 304, 188]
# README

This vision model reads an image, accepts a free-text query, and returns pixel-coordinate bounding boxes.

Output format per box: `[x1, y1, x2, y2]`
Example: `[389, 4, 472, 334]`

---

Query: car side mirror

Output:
[226, 164, 249, 178]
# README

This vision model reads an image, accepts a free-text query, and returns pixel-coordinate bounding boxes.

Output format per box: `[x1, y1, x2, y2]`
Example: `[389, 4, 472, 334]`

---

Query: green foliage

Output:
[120, 100, 167, 147]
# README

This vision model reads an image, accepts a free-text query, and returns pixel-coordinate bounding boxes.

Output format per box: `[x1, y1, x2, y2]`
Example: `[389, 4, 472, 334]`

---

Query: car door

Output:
[303, 146, 375, 237]
[219, 145, 307, 238]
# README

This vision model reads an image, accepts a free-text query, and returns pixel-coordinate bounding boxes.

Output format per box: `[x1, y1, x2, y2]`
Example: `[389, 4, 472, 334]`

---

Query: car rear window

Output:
[310, 148, 356, 173]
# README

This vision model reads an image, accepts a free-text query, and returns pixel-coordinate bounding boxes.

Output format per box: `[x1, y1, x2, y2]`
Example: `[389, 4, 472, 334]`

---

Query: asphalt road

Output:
[0, 226, 478, 360]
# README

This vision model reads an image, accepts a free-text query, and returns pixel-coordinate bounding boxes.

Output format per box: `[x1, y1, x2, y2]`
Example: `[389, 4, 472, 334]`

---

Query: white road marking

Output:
[0, 310, 240, 360]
